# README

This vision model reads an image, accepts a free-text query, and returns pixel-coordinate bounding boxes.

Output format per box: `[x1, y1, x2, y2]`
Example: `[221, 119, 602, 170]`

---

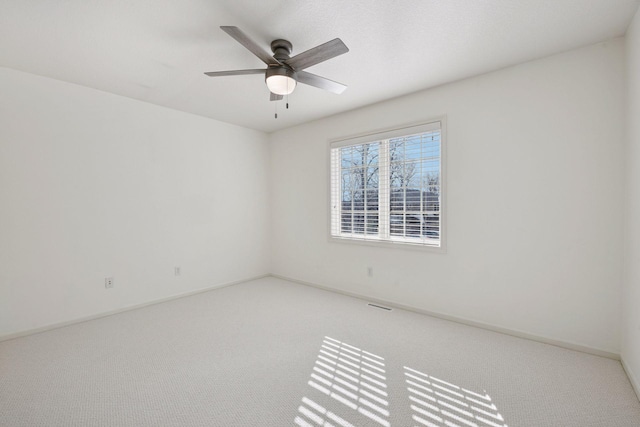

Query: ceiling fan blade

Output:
[270, 93, 283, 101]
[204, 69, 265, 77]
[284, 38, 348, 71]
[297, 71, 347, 94]
[220, 26, 281, 66]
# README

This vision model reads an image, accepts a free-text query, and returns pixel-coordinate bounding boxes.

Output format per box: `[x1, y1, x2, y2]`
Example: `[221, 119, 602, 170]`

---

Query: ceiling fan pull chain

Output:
[275, 100, 278, 119]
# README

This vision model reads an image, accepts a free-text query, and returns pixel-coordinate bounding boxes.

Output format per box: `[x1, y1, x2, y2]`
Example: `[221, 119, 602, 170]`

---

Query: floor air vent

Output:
[367, 303, 392, 311]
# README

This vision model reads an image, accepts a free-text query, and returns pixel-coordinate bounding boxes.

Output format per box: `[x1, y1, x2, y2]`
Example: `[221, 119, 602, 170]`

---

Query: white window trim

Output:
[327, 117, 447, 253]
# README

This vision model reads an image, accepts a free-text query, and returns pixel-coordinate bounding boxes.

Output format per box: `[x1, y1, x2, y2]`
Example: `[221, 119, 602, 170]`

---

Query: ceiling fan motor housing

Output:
[271, 39, 293, 61]
[266, 66, 297, 81]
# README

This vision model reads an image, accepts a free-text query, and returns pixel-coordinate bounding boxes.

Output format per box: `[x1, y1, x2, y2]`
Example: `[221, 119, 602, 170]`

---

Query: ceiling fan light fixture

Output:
[204, 27, 349, 101]
[266, 67, 297, 95]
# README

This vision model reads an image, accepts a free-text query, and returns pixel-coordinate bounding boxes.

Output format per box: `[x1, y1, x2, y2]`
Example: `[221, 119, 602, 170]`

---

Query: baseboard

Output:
[622, 358, 640, 401]
[0, 274, 269, 343]
[270, 273, 621, 360]
[2, 272, 622, 362]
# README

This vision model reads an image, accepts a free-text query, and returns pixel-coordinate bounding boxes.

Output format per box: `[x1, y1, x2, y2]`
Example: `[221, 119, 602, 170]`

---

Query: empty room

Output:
[2, 1, 640, 426]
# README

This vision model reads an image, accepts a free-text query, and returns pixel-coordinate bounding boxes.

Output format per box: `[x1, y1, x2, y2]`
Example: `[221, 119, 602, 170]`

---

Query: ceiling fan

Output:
[204, 26, 349, 101]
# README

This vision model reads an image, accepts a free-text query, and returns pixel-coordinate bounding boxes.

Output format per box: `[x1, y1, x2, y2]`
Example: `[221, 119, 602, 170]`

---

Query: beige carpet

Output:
[1, 277, 639, 426]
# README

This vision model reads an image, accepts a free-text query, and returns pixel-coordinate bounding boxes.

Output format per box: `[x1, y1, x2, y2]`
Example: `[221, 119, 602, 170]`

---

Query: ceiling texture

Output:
[1, 0, 638, 133]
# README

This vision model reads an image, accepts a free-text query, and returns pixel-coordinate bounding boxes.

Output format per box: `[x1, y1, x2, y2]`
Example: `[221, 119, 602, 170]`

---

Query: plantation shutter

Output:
[330, 121, 442, 248]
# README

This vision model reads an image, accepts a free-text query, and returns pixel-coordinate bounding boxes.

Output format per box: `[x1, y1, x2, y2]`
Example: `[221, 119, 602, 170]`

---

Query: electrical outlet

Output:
[105, 277, 114, 289]
[174, 266, 181, 276]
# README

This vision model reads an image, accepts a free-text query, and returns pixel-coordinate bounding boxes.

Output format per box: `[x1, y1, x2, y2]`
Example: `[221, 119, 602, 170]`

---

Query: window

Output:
[330, 121, 444, 249]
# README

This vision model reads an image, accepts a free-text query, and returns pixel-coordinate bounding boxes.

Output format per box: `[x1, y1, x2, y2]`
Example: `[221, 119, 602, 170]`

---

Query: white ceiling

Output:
[1, 0, 638, 133]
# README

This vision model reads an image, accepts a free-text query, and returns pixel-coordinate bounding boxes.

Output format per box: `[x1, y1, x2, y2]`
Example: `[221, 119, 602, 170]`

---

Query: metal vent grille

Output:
[367, 303, 392, 311]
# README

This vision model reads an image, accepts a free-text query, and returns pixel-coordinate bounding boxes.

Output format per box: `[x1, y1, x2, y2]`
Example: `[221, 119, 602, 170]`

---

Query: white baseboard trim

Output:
[270, 273, 621, 360]
[622, 358, 640, 401]
[2, 272, 622, 362]
[0, 274, 269, 343]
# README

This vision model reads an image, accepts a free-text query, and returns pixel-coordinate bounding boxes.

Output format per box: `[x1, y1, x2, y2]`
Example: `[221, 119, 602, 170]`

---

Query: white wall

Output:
[623, 8, 640, 393]
[269, 40, 626, 354]
[0, 67, 269, 337]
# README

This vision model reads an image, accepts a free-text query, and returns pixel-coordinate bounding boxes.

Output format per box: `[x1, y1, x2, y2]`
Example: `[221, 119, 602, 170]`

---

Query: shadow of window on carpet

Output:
[295, 336, 390, 427]
[294, 336, 509, 427]
[404, 366, 508, 427]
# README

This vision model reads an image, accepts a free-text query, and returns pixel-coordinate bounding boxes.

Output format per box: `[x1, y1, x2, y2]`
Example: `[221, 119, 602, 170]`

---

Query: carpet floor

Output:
[1, 277, 639, 426]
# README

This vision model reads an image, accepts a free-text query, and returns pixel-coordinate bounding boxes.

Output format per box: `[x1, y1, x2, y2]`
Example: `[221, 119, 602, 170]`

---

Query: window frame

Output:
[327, 118, 447, 252]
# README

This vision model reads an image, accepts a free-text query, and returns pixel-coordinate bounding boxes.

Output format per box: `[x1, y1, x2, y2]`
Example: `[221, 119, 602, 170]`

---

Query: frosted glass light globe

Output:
[266, 74, 296, 95]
